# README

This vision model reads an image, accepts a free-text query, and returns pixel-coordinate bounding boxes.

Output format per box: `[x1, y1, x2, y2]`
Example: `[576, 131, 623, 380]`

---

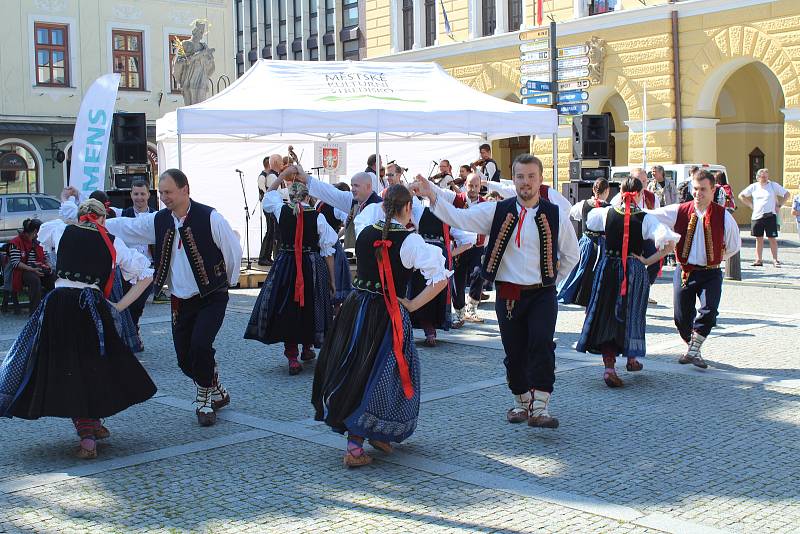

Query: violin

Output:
[287, 145, 300, 165]
[472, 158, 487, 169]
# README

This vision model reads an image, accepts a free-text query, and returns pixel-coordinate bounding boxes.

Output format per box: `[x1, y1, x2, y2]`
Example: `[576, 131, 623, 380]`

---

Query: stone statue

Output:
[173, 19, 215, 106]
[586, 36, 607, 86]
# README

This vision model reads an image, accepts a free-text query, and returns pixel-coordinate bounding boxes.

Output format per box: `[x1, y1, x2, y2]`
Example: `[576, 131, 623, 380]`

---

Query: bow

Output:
[293, 205, 305, 307]
[619, 191, 638, 297]
[79, 213, 117, 298]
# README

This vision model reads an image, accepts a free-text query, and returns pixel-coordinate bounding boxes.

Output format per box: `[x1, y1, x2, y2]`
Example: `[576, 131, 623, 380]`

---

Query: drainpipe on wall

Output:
[671, 9, 683, 163]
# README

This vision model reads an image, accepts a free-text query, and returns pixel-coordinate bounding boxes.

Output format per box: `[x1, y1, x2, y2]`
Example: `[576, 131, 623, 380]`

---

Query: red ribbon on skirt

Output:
[293, 205, 305, 307]
[79, 214, 117, 298]
[373, 239, 414, 400]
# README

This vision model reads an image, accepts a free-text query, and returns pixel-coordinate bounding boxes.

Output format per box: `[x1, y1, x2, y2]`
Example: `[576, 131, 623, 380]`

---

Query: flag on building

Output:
[440, 0, 453, 35]
[537, 0, 543, 26]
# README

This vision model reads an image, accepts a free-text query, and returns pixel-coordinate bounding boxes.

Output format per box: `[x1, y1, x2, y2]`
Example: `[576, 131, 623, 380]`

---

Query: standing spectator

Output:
[4, 219, 55, 313]
[713, 171, 736, 212]
[647, 165, 677, 206]
[791, 194, 800, 241]
[258, 154, 284, 266]
[738, 169, 790, 267]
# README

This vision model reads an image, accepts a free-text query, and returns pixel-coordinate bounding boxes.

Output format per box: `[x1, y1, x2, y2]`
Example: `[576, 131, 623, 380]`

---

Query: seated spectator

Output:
[5, 218, 55, 313]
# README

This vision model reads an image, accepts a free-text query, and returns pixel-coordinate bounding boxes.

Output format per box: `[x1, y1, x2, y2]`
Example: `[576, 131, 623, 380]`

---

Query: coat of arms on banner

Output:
[314, 142, 346, 176]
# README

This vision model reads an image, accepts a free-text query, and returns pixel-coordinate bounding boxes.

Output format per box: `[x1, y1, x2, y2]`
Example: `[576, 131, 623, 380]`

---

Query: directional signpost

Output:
[523, 93, 553, 106]
[557, 103, 589, 115]
[526, 80, 552, 92]
[558, 79, 591, 92]
[557, 90, 589, 104]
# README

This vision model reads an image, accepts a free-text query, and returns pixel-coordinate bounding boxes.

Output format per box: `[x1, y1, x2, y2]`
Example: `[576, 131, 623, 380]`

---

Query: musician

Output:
[384, 163, 405, 190]
[258, 154, 285, 266]
[366, 153, 386, 193]
[453, 164, 472, 189]
[431, 160, 455, 189]
[474, 143, 501, 182]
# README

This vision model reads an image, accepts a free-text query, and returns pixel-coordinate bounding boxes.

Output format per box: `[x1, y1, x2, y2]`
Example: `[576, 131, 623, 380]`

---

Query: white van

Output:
[610, 163, 727, 192]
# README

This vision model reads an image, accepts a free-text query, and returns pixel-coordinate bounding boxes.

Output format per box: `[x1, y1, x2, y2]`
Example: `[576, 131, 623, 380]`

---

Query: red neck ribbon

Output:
[442, 222, 452, 306]
[79, 214, 117, 298]
[373, 239, 414, 400]
[619, 191, 638, 297]
[293, 205, 305, 307]
[515, 205, 528, 247]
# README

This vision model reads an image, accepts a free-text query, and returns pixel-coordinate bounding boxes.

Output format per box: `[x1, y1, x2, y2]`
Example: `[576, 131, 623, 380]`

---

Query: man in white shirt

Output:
[258, 154, 284, 266]
[365, 153, 386, 194]
[648, 171, 741, 368]
[738, 168, 790, 267]
[415, 154, 578, 430]
[104, 169, 242, 427]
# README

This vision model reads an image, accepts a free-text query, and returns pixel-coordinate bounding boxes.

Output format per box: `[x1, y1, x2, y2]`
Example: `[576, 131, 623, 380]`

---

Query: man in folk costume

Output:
[647, 170, 741, 368]
[484, 179, 572, 219]
[423, 173, 487, 326]
[104, 169, 242, 426]
[416, 154, 579, 428]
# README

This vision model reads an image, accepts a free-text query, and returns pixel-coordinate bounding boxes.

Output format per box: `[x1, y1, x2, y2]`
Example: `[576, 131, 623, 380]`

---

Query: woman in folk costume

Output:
[407, 206, 472, 347]
[0, 199, 156, 459]
[576, 178, 679, 388]
[312, 184, 450, 468]
[51, 189, 145, 353]
[314, 182, 353, 308]
[245, 178, 337, 375]
[558, 178, 611, 306]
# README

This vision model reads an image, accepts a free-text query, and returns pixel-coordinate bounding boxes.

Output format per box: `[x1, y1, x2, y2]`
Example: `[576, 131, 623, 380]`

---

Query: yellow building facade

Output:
[365, 0, 800, 224]
[0, 0, 235, 196]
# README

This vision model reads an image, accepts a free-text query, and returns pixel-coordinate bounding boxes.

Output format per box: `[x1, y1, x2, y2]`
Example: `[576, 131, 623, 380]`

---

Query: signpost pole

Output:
[550, 20, 558, 190]
[642, 80, 648, 169]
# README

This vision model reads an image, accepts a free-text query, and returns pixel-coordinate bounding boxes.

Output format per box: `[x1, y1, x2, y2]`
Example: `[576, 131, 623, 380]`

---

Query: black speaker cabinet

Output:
[569, 160, 611, 182]
[112, 112, 147, 164]
[572, 114, 610, 159]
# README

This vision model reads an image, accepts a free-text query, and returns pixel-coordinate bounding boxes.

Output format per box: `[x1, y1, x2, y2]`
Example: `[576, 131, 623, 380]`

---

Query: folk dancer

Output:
[415, 154, 579, 428]
[576, 178, 678, 387]
[0, 199, 156, 459]
[312, 185, 450, 467]
[557, 178, 611, 306]
[647, 170, 741, 368]
[245, 178, 337, 375]
[315, 186, 353, 308]
[423, 173, 486, 327]
[103, 170, 242, 427]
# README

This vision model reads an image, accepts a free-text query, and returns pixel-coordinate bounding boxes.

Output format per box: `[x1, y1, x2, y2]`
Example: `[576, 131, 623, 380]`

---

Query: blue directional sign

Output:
[525, 80, 552, 92]
[557, 103, 589, 115]
[557, 90, 589, 104]
[520, 86, 551, 96]
[523, 93, 553, 106]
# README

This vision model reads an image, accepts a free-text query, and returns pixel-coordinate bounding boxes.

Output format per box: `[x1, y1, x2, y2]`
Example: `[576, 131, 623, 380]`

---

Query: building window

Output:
[325, 0, 335, 32]
[325, 43, 335, 60]
[0, 141, 39, 194]
[310, 47, 319, 60]
[279, 0, 287, 42]
[402, 0, 413, 51]
[250, 0, 259, 63]
[309, 0, 318, 35]
[235, 0, 244, 52]
[481, 0, 496, 36]
[262, 0, 272, 43]
[508, 0, 522, 31]
[293, 49, 303, 60]
[34, 22, 70, 86]
[168, 34, 190, 93]
[112, 29, 145, 90]
[342, 0, 358, 28]
[343, 39, 359, 60]
[425, 0, 435, 47]
[589, 0, 615, 15]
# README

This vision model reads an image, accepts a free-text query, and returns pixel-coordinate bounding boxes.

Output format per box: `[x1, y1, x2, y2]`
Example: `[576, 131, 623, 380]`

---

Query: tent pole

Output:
[177, 133, 183, 169]
[375, 130, 380, 184]
[551, 132, 558, 191]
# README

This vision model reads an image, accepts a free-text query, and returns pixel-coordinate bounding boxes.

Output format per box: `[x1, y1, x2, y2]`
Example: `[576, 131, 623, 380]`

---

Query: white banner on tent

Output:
[69, 73, 120, 197]
[314, 142, 347, 177]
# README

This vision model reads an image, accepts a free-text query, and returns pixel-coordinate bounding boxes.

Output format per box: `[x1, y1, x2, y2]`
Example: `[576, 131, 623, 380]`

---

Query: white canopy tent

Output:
[156, 60, 557, 260]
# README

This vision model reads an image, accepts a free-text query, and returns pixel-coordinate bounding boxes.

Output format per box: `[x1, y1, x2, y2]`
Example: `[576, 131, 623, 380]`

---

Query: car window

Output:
[35, 196, 61, 210]
[7, 197, 35, 213]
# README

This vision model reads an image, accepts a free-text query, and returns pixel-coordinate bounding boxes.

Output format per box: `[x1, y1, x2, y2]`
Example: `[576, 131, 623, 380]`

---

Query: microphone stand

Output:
[236, 169, 252, 271]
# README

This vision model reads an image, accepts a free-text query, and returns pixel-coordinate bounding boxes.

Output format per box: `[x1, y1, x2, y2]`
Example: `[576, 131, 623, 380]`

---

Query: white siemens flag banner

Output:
[69, 73, 120, 197]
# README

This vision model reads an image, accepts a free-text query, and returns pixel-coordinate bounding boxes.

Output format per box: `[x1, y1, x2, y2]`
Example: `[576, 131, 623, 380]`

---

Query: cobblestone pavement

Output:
[0, 237, 798, 533]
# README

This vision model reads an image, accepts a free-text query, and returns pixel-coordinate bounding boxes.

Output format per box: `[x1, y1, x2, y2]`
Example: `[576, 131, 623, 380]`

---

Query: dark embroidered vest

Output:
[56, 224, 114, 288]
[316, 201, 342, 234]
[605, 208, 646, 257]
[353, 222, 413, 295]
[122, 206, 155, 218]
[484, 158, 501, 182]
[153, 201, 228, 298]
[674, 201, 726, 266]
[417, 208, 445, 241]
[581, 198, 609, 235]
[278, 204, 320, 252]
[481, 197, 560, 287]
